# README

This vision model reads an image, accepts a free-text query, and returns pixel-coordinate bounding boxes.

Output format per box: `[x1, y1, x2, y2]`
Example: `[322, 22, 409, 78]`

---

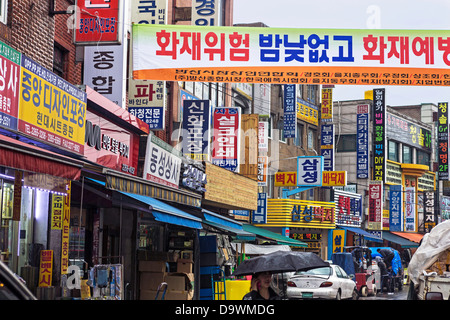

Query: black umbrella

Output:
[232, 250, 329, 276]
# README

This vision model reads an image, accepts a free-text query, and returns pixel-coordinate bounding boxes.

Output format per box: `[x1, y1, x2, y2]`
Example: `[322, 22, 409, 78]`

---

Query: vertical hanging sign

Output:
[38, 250, 53, 287]
[61, 181, 71, 274]
[357, 104, 370, 179]
[182, 99, 211, 161]
[423, 191, 437, 233]
[368, 180, 383, 230]
[283, 84, 297, 138]
[438, 102, 449, 180]
[372, 88, 386, 182]
[212, 107, 240, 172]
[389, 185, 403, 232]
[51, 195, 64, 230]
[192, 0, 221, 26]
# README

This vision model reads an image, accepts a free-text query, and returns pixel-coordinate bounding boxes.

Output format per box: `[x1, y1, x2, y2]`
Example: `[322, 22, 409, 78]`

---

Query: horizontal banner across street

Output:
[132, 24, 450, 86]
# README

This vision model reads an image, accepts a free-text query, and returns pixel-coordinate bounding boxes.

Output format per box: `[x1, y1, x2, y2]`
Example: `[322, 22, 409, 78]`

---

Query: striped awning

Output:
[104, 169, 201, 207]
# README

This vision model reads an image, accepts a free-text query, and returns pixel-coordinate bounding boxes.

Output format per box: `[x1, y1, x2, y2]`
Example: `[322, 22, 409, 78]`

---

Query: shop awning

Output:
[0, 135, 83, 180]
[88, 178, 202, 229]
[382, 232, 419, 248]
[391, 232, 424, 244]
[242, 224, 308, 247]
[339, 226, 383, 243]
[202, 220, 256, 241]
[120, 191, 203, 229]
[104, 168, 201, 207]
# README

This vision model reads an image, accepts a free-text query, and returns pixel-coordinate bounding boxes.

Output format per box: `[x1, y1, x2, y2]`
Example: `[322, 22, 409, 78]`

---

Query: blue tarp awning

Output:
[88, 178, 203, 229]
[201, 209, 255, 240]
[339, 226, 383, 243]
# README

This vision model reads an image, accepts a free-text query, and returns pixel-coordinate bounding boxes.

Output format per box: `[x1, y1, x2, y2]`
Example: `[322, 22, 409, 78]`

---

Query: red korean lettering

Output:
[229, 32, 250, 61]
[204, 32, 225, 61]
[156, 30, 179, 59]
[412, 37, 434, 65]
[180, 32, 201, 60]
[387, 36, 409, 64]
[363, 35, 387, 63]
[438, 37, 450, 66]
[275, 173, 286, 184]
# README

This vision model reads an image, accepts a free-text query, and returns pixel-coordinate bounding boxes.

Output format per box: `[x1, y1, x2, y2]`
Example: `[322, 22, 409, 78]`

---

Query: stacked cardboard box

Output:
[139, 258, 194, 300]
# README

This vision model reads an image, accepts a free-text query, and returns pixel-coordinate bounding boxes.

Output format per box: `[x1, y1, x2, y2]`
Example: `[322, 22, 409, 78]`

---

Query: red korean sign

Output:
[368, 180, 383, 230]
[211, 107, 240, 172]
[84, 109, 139, 176]
[74, 0, 121, 45]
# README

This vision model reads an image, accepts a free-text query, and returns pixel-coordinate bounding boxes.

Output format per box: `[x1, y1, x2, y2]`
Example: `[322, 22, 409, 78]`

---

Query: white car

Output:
[286, 264, 358, 300]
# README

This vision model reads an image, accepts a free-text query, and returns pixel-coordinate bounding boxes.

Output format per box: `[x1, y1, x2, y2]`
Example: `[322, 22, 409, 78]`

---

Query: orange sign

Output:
[275, 171, 347, 187]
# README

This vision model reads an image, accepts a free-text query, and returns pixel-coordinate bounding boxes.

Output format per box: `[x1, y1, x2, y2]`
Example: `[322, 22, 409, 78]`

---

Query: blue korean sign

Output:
[253, 193, 267, 224]
[297, 156, 323, 186]
[181, 99, 210, 161]
[389, 185, 403, 232]
[283, 84, 296, 138]
[357, 104, 370, 179]
[128, 106, 164, 130]
[320, 124, 334, 171]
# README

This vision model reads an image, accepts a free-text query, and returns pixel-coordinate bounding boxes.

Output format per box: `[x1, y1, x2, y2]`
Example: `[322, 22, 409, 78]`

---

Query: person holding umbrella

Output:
[242, 271, 280, 300]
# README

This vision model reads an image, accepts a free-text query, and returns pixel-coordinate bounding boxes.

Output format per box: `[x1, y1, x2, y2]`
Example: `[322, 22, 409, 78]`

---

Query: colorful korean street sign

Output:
[0, 41, 21, 131]
[181, 99, 210, 161]
[283, 84, 296, 138]
[84, 109, 139, 176]
[368, 180, 383, 230]
[39, 250, 53, 287]
[253, 192, 267, 224]
[437, 102, 449, 180]
[387, 113, 432, 152]
[212, 107, 240, 172]
[133, 24, 450, 86]
[320, 123, 334, 171]
[321, 88, 333, 121]
[74, 0, 122, 45]
[297, 97, 319, 126]
[192, 0, 220, 26]
[257, 156, 268, 186]
[51, 195, 64, 230]
[18, 55, 87, 155]
[405, 186, 416, 232]
[297, 156, 323, 187]
[331, 229, 346, 253]
[357, 104, 370, 179]
[143, 132, 181, 189]
[372, 88, 386, 182]
[334, 190, 362, 227]
[275, 171, 346, 187]
[423, 191, 437, 233]
[61, 181, 71, 274]
[389, 185, 403, 232]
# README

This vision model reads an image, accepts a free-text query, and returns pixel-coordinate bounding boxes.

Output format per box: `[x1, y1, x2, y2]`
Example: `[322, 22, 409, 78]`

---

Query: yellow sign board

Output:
[38, 250, 53, 287]
[332, 229, 346, 253]
[50, 195, 64, 230]
[61, 181, 71, 274]
[275, 171, 347, 187]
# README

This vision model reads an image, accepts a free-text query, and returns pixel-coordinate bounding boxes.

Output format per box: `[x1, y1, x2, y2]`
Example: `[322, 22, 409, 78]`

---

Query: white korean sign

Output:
[143, 133, 182, 189]
[297, 156, 323, 187]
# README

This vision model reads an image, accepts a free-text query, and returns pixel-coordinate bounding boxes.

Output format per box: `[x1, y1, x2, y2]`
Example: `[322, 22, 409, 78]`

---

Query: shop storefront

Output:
[254, 198, 335, 260]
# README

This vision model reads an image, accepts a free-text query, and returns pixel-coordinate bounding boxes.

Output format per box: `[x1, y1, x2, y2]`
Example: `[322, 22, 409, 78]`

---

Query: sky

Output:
[233, 0, 450, 106]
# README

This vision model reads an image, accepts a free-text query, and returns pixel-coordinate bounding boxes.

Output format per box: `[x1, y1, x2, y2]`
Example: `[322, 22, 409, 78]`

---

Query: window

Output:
[306, 85, 317, 104]
[53, 44, 67, 79]
[295, 123, 303, 146]
[388, 141, 398, 162]
[0, 0, 7, 25]
[336, 134, 356, 152]
[403, 145, 412, 163]
[278, 120, 286, 143]
[307, 129, 316, 150]
[417, 150, 430, 166]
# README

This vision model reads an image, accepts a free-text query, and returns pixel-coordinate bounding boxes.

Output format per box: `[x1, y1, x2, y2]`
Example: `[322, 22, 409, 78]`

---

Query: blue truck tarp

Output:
[332, 252, 356, 279]
[369, 247, 402, 275]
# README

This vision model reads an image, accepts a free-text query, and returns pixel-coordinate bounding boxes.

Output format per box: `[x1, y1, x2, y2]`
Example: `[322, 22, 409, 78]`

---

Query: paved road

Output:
[360, 284, 409, 300]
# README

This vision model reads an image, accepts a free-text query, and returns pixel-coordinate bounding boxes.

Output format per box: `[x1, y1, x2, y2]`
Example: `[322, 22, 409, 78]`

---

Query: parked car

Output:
[286, 264, 358, 300]
[0, 261, 36, 300]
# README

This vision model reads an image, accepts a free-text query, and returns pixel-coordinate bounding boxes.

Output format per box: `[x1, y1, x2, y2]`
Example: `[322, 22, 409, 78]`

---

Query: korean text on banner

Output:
[74, 0, 121, 45]
[212, 107, 240, 172]
[61, 181, 71, 274]
[39, 250, 53, 287]
[18, 55, 87, 155]
[182, 99, 210, 161]
[0, 40, 21, 131]
[297, 156, 323, 187]
[132, 24, 450, 86]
